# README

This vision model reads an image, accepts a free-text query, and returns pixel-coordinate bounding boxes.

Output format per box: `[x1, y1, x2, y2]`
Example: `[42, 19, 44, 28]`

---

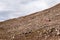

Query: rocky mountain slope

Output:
[0, 3, 60, 40]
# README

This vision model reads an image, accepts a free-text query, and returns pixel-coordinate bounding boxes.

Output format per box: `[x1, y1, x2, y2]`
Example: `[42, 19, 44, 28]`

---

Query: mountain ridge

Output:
[0, 3, 60, 40]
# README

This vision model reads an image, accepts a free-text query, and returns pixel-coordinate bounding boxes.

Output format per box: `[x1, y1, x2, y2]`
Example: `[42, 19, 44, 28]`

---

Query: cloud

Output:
[0, 0, 60, 22]
[0, 2, 7, 11]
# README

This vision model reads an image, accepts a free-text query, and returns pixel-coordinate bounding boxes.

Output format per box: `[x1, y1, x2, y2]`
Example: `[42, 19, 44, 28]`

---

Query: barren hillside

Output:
[0, 3, 60, 40]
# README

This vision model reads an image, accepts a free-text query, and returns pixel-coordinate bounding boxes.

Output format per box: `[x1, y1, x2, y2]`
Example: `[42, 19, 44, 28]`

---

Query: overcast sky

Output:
[0, 0, 60, 22]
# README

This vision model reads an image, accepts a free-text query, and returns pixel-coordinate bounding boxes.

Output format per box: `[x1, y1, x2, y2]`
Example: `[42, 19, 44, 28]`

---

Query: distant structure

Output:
[0, 3, 60, 40]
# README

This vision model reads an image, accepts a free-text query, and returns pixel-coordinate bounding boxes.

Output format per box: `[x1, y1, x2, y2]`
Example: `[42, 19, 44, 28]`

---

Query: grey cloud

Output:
[0, 0, 60, 21]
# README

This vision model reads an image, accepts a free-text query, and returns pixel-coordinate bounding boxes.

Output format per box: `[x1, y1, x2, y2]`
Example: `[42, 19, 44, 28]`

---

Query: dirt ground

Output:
[0, 3, 60, 40]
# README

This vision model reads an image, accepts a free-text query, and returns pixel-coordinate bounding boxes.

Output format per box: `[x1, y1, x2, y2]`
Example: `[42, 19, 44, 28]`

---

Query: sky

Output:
[0, 0, 60, 22]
